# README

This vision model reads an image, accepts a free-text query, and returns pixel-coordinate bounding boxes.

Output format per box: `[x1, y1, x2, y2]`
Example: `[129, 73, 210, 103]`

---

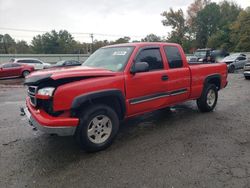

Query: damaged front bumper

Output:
[20, 99, 79, 136]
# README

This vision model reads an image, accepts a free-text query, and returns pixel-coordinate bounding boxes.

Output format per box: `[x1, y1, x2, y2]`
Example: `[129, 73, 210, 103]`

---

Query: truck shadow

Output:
[116, 102, 199, 146]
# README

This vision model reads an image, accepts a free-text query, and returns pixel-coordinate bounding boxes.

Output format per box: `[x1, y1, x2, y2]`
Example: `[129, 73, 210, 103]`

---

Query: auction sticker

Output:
[113, 51, 127, 56]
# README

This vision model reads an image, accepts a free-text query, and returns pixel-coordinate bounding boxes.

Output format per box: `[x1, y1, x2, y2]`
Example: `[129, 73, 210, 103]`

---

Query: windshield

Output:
[223, 55, 237, 61]
[83, 47, 134, 71]
[9, 58, 15, 63]
[194, 51, 207, 58]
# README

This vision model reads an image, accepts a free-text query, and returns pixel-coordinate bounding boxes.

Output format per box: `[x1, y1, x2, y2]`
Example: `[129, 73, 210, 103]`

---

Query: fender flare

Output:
[204, 74, 221, 90]
[71, 89, 126, 118]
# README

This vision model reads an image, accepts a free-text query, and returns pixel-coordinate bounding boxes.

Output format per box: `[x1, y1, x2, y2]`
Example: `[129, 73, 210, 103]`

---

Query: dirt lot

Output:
[0, 73, 250, 188]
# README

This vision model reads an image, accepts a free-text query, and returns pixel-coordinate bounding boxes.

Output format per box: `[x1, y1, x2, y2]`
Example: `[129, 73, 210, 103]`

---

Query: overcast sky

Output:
[0, 0, 249, 43]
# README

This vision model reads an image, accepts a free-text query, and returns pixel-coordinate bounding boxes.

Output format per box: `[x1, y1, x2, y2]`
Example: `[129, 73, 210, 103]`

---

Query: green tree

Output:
[161, 8, 187, 45]
[92, 40, 110, 52]
[16, 40, 31, 54]
[111, 36, 131, 44]
[141, 34, 162, 42]
[161, 8, 194, 52]
[219, 1, 242, 28]
[187, 0, 210, 37]
[207, 1, 241, 50]
[31, 34, 43, 53]
[31, 30, 77, 54]
[230, 7, 250, 51]
[0, 34, 16, 54]
[194, 3, 221, 48]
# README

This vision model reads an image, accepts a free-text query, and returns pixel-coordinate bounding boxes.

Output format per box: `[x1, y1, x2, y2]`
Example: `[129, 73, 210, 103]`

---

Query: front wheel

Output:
[245, 76, 250, 80]
[197, 84, 218, 112]
[76, 104, 119, 152]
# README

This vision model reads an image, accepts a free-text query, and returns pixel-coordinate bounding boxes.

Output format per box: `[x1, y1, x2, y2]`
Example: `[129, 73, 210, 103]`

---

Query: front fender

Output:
[71, 89, 126, 117]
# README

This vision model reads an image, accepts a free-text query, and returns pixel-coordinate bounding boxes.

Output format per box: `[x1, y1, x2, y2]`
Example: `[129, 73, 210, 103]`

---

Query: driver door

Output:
[125, 47, 168, 116]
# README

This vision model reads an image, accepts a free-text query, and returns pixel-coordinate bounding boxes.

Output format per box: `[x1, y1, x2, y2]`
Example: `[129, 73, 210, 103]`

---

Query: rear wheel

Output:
[197, 84, 218, 112]
[22, 70, 30, 77]
[76, 104, 119, 152]
[245, 76, 250, 80]
[228, 65, 235, 73]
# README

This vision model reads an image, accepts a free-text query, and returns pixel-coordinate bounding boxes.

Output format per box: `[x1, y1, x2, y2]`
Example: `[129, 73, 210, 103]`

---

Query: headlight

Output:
[37, 87, 55, 96]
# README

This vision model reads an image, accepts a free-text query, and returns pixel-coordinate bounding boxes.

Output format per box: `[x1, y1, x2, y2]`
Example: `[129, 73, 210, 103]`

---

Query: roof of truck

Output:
[103, 42, 180, 48]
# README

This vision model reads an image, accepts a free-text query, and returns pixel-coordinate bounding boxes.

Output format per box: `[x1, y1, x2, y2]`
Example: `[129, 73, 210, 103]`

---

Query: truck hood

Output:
[25, 66, 117, 85]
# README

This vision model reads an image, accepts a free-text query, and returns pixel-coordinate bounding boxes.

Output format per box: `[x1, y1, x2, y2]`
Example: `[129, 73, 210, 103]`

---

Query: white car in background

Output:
[10, 58, 51, 70]
[221, 53, 247, 73]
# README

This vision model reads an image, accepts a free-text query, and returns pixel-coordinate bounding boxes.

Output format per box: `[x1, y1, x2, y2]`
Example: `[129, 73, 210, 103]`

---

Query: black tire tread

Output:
[197, 84, 218, 112]
[76, 104, 119, 152]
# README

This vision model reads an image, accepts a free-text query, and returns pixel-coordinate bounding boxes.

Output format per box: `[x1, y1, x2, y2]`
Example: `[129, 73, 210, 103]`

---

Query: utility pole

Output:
[90, 33, 94, 54]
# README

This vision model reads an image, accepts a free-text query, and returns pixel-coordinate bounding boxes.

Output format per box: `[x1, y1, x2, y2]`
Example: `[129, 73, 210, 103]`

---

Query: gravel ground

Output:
[0, 73, 250, 188]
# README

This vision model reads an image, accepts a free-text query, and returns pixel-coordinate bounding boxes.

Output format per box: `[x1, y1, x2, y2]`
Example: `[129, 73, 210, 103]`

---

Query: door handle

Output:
[162, 75, 168, 81]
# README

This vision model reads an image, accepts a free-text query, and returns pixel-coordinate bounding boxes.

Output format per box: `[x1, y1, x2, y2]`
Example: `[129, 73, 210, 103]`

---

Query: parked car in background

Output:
[193, 49, 229, 63]
[194, 48, 212, 62]
[53, 60, 81, 68]
[0, 63, 34, 79]
[243, 62, 250, 79]
[10, 58, 51, 70]
[221, 53, 247, 73]
[186, 55, 198, 63]
[210, 50, 229, 62]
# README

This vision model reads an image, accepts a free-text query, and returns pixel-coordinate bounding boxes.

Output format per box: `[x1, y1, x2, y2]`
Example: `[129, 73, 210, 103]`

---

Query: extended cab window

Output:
[164, 46, 183, 68]
[135, 48, 163, 71]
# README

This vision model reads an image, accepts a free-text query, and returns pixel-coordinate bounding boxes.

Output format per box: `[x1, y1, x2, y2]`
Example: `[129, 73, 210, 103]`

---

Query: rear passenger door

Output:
[163, 45, 191, 105]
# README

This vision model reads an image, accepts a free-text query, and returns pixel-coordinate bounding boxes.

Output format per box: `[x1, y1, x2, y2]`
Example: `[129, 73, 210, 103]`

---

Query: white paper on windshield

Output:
[113, 51, 127, 56]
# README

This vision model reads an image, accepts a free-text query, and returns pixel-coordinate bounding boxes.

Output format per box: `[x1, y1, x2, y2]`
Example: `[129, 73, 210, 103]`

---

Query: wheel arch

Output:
[71, 89, 126, 120]
[204, 74, 221, 90]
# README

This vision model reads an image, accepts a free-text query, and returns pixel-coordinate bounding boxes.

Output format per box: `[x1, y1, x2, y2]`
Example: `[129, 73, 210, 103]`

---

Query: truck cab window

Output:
[135, 48, 163, 71]
[164, 46, 183, 68]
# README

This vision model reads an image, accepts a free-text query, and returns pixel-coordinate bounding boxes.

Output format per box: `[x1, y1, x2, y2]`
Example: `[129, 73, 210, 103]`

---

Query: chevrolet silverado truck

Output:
[21, 42, 228, 152]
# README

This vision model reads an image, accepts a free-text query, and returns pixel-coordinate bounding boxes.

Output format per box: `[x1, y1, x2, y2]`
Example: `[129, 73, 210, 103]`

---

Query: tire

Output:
[22, 70, 30, 78]
[245, 76, 250, 80]
[228, 65, 235, 73]
[197, 84, 218, 112]
[76, 104, 119, 152]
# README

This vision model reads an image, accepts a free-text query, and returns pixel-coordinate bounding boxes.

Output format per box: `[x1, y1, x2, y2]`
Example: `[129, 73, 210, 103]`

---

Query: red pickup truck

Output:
[21, 42, 228, 152]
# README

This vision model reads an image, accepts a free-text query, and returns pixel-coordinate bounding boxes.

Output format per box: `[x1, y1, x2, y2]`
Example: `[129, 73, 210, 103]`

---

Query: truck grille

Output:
[27, 86, 38, 106]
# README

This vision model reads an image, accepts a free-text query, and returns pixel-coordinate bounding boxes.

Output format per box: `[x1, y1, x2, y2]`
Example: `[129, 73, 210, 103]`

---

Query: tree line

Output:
[0, 0, 249, 54]
[162, 0, 250, 52]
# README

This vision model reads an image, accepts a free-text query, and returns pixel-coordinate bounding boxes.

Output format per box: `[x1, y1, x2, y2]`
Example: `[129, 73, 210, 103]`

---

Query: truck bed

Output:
[189, 62, 228, 99]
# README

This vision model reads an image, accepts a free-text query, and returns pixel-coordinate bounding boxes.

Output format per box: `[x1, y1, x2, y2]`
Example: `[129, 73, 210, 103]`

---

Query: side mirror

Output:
[130, 62, 149, 74]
